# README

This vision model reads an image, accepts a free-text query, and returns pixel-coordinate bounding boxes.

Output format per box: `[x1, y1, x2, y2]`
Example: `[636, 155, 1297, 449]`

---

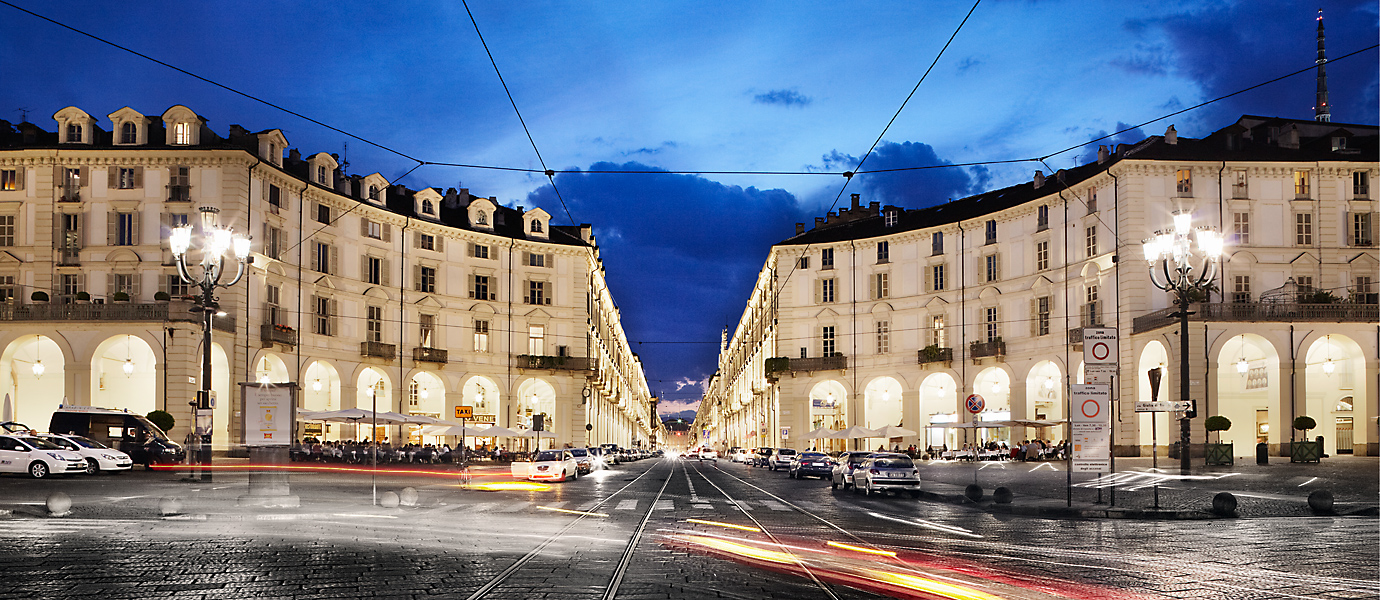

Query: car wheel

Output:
[562, 470, 568, 482]
[29, 461, 49, 479]
[85, 458, 99, 475]
[843, 481, 852, 490]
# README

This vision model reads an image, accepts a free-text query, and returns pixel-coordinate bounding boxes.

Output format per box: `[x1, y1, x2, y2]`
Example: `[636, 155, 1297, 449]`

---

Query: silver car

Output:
[851, 454, 921, 498]
[830, 451, 875, 490]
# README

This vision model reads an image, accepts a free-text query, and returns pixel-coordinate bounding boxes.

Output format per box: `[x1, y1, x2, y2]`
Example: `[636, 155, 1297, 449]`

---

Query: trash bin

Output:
[1168, 441, 1181, 460]
[1256, 442, 1268, 465]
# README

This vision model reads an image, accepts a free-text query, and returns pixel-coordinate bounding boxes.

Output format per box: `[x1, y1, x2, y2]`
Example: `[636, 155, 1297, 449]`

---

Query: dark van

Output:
[49, 406, 184, 467]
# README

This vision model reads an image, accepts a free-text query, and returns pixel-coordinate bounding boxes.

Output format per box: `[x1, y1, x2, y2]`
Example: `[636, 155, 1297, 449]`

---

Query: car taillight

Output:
[912, 470, 919, 476]
[869, 468, 880, 474]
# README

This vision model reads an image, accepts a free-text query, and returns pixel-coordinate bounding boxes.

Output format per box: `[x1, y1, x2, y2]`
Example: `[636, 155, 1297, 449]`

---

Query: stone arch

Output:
[806, 379, 849, 452]
[1214, 333, 1283, 453]
[972, 366, 1013, 445]
[862, 376, 904, 449]
[1024, 360, 1065, 436]
[1, 334, 68, 429]
[251, 352, 291, 384]
[919, 372, 959, 449]
[1303, 334, 1369, 455]
[1137, 340, 1171, 447]
[89, 334, 159, 418]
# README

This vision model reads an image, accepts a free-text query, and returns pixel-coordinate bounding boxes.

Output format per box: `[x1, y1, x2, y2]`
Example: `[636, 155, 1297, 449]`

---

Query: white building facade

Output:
[697, 116, 1378, 458]
[0, 105, 654, 451]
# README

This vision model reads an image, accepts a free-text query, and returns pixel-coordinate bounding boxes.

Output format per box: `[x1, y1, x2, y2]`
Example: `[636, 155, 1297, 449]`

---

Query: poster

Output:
[1070, 384, 1111, 473]
[242, 383, 294, 447]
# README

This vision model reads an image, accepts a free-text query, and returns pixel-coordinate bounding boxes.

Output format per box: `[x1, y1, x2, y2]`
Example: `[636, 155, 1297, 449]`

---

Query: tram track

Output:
[464, 458, 678, 600]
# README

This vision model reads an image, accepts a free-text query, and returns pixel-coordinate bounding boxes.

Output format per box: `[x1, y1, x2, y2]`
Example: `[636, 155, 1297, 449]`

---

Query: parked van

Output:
[48, 406, 184, 468]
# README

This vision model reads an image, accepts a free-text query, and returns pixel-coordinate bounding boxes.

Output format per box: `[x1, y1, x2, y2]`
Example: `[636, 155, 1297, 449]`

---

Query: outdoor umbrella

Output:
[827, 425, 879, 439]
[474, 425, 520, 438]
[2, 393, 12, 422]
[376, 411, 437, 424]
[802, 426, 836, 440]
[421, 424, 490, 436]
[872, 425, 918, 438]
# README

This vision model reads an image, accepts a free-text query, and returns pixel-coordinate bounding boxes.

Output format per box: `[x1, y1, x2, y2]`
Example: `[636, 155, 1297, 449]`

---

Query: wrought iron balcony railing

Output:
[514, 355, 594, 371]
[413, 346, 448, 364]
[260, 324, 297, 347]
[1133, 302, 1380, 333]
[360, 341, 396, 359]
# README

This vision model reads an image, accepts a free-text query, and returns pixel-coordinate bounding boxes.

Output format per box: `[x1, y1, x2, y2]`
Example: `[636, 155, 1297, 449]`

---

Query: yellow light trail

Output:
[536, 506, 608, 517]
[826, 541, 897, 558]
[679, 535, 795, 565]
[686, 519, 761, 532]
[473, 481, 552, 492]
[862, 569, 1007, 600]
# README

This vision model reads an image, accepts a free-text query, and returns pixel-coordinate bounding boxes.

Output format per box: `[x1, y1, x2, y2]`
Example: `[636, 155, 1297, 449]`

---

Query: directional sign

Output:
[1070, 384, 1111, 473]
[454, 406, 473, 419]
[1082, 328, 1118, 364]
[1135, 401, 1192, 412]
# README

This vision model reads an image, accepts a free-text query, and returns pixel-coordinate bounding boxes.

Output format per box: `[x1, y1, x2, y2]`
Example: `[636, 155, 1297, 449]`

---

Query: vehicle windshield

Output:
[19, 437, 62, 450]
[799, 453, 827, 460]
[63, 435, 109, 449]
[134, 416, 170, 441]
[535, 450, 564, 462]
[570, 448, 588, 457]
[777, 449, 796, 455]
[873, 458, 915, 469]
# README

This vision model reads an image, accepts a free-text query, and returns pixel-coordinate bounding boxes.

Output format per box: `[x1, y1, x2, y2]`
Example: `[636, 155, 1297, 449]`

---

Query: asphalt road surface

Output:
[0, 457, 1375, 599]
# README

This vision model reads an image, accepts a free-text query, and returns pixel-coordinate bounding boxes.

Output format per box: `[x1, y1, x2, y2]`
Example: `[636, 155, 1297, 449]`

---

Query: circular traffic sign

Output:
[1081, 399, 1102, 420]
[1090, 341, 1112, 361]
[965, 394, 985, 414]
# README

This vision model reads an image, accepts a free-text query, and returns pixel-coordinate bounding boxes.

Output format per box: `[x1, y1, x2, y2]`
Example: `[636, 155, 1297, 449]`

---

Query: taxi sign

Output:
[455, 406, 473, 419]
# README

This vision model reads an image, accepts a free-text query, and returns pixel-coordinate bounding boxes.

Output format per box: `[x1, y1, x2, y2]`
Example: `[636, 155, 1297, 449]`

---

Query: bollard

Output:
[158, 497, 184, 516]
[1256, 442, 1268, 465]
[1307, 490, 1333, 514]
[379, 491, 400, 508]
[46, 492, 72, 517]
[399, 487, 419, 507]
[964, 484, 983, 502]
[1211, 492, 1237, 516]
[993, 486, 1013, 504]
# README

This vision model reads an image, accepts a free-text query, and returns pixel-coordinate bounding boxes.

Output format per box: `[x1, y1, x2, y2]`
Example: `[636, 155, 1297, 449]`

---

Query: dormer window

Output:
[1333, 136, 1347, 151]
[120, 122, 136, 144]
[884, 210, 897, 227]
[530, 220, 543, 233]
[66, 123, 83, 143]
[422, 199, 434, 215]
[477, 212, 488, 226]
[268, 143, 277, 162]
[318, 166, 327, 184]
[173, 122, 191, 145]
[369, 185, 379, 200]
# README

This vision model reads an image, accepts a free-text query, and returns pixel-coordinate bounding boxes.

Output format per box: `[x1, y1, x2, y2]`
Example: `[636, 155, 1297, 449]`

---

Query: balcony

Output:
[0, 300, 210, 327]
[917, 346, 954, 366]
[969, 340, 1006, 360]
[781, 355, 848, 373]
[1068, 327, 1086, 348]
[515, 355, 594, 371]
[360, 341, 396, 359]
[59, 185, 80, 203]
[260, 323, 297, 348]
[57, 246, 81, 266]
[1133, 302, 1380, 333]
[168, 185, 191, 202]
[413, 346, 448, 364]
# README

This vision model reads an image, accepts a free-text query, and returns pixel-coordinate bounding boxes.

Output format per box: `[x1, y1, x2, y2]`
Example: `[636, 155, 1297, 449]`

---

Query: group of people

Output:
[903, 439, 1067, 461]
[290, 439, 461, 464]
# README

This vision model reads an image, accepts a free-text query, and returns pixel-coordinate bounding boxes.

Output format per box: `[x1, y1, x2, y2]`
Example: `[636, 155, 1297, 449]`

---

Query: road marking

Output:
[615, 499, 638, 511]
[574, 501, 600, 511]
[495, 501, 531, 513]
[692, 503, 712, 510]
[653, 499, 674, 511]
[761, 500, 791, 511]
[734, 500, 755, 511]
[542, 502, 568, 509]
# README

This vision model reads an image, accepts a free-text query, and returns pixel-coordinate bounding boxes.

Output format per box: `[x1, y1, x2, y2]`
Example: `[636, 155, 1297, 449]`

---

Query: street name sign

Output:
[1135, 401, 1192, 412]
[1070, 384, 1111, 473]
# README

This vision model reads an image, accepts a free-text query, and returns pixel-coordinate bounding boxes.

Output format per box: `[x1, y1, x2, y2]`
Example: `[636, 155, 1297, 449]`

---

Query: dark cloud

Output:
[753, 89, 812, 107]
[622, 141, 678, 156]
[1110, 48, 1171, 77]
[526, 163, 810, 396]
[1073, 122, 1148, 165]
[819, 141, 989, 209]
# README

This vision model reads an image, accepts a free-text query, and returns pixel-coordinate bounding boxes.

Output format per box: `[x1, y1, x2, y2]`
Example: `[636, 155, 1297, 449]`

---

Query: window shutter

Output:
[994, 254, 1001, 280]
[1030, 298, 1039, 337]
[468, 275, 475, 298]
[107, 274, 115, 299]
[131, 212, 141, 245]
[1371, 212, 1378, 245]
[78, 167, 88, 186]
[521, 251, 530, 265]
[107, 167, 117, 189]
[328, 299, 338, 336]
[159, 274, 170, 295]
[380, 259, 390, 287]
[382, 223, 392, 243]
[132, 274, 142, 299]
[1092, 300, 1101, 326]
[360, 255, 369, 283]
[133, 167, 143, 189]
[869, 274, 877, 299]
[12, 167, 21, 190]
[261, 223, 269, 257]
[360, 217, 369, 237]
[414, 232, 423, 249]
[107, 212, 117, 245]
[545, 253, 553, 267]
[310, 243, 319, 271]
[435, 236, 444, 253]
[329, 245, 339, 275]
[1345, 211, 1353, 246]
[414, 265, 422, 291]
[924, 265, 933, 292]
[467, 242, 474, 257]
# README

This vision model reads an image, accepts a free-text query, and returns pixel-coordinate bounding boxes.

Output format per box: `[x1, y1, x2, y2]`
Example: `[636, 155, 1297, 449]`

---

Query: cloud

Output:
[818, 141, 990, 209]
[753, 89, 812, 107]
[622, 141, 678, 156]
[1073, 121, 1149, 164]
[956, 56, 984, 73]
[1110, 49, 1171, 77]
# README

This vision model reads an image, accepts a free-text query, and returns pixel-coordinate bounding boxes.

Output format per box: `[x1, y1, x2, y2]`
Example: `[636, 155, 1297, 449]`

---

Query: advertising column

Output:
[238, 382, 299, 508]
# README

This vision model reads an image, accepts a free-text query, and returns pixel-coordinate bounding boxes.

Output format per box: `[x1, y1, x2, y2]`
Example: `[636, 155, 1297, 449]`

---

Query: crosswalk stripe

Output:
[615, 499, 638, 511]
[653, 499, 674, 511]
[692, 503, 712, 510]
[761, 500, 791, 511]
[543, 502, 568, 510]
[734, 500, 755, 511]
[573, 501, 599, 511]
[496, 501, 531, 513]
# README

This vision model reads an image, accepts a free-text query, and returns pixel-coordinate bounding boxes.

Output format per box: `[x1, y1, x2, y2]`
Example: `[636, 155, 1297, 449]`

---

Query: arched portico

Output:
[862, 376, 903, 450]
[919, 372, 958, 450]
[1303, 334, 1369, 455]
[1, 334, 67, 429]
[806, 380, 848, 452]
[972, 366, 1012, 445]
[1137, 340, 1171, 449]
[90, 334, 158, 417]
[1214, 334, 1282, 454]
[1024, 360, 1065, 441]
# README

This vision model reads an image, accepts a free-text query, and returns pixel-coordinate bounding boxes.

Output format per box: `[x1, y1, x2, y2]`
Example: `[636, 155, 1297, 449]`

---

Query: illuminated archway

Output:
[355, 367, 392, 442]
[515, 378, 557, 450]
[919, 372, 958, 449]
[1024, 360, 1064, 440]
[1137, 341, 1170, 448]
[90, 334, 158, 417]
[1214, 334, 1281, 453]
[253, 353, 290, 385]
[302, 360, 342, 440]
[1303, 335, 1368, 455]
[406, 371, 446, 445]
[806, 380, 847, 452]
[863, 376, 903, 450]
[1, 335, 66, 429]
[972, 367, 1012, 445]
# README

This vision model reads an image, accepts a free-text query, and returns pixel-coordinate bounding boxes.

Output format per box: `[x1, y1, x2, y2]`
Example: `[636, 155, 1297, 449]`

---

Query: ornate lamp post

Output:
[170, 206, 251, 481]
[1142, 210, 1223, 475]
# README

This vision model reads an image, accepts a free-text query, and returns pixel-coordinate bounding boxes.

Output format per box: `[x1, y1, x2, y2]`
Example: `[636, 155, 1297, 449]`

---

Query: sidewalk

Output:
[913, 454, 1380, 519]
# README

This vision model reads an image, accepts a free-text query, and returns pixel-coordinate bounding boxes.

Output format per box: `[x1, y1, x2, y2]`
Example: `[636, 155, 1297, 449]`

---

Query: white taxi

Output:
[527, 449, 581, 482]
[0, 434, 87, 478]
[37, 433, 133, 475]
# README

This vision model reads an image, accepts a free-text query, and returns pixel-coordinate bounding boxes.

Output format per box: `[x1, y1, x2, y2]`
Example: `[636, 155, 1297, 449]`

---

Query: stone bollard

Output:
[379, 491, 400, 508]
[993, 486, 1013, 504]
[964, 484, 983, 502]
[46, 492, 72, 517]
[399, 487, 419, 507]
[1211, 492, 1237, 516]
[1307, 490, 1333, 514]
[158, 497, 184, 516]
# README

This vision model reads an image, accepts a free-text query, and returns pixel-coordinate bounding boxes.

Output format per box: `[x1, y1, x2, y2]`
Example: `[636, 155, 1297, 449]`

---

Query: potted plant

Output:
[112, 291, 130, 303]
[75, 291, 91, 304]
[1204, 415, 1233, 465]
[1290, 416, 1321, 463]
[30, 290, 48, 303]
[154, 291, 170, 302]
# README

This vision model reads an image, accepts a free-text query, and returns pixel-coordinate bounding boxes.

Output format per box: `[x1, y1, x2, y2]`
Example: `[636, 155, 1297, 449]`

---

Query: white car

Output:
[0, 434, 86, 478]
[730, 449, 752, 463]
[698, 448, 719, 461]
[528, 449, 581, 482]
[37, 433, 133, 475]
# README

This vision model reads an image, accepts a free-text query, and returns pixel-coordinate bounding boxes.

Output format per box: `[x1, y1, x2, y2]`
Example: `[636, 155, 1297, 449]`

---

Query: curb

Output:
[916, 487, 1380, 520]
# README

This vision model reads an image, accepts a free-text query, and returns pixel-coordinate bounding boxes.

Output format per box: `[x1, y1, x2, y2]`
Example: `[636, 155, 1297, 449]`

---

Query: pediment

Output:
[313, 275, 337, 289]
[470, 303, 497, 315]
[1227, 251, 1258, 264]
[813, 308, 839, 319]
[924, 296, 948, 309]
[414, 295, 444, 309]
[524, 307, 551, 319]
[870, 302, 893, 314]
[106, 249, 142, 264]
[978, 286, 1001, 300]
[0, 250, 22, 264]
[362, 286, 393, 301]
[1289, 252, 1320, 265]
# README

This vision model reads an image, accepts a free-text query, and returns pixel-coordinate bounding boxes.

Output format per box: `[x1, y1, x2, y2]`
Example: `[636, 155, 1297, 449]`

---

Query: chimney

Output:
[1097, 145, 1109, 163]
[288, 148, 301, 162]
[868, 201, 880, 214]
[1165, 125, 1178, 145]
[851, 193, 861, 210]
[1033, 171, 1045, 189]
[1056, 169, 1066, 183]
[815, 217, 826, 228]
[795, 223, 805, 235]
[443, 187, 458, 207]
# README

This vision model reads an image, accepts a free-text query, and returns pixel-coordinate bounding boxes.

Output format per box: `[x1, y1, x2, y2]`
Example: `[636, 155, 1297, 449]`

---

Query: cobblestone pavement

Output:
[0, 458, 1375, 599]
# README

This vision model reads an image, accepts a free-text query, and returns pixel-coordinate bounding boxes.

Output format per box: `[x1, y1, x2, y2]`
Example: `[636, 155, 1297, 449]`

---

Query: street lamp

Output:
[170, 206, 251, 481]
[1143, 210, 1223, 475]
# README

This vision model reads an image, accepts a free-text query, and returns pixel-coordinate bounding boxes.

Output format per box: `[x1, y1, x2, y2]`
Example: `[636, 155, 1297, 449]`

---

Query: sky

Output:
[2, 0, 1376, 421]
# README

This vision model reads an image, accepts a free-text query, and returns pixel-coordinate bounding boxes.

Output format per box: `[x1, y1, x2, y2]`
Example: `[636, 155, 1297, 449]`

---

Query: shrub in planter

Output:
[154, 291, 171, 301]
[146, 410, 175, 433]
[75, 291, 91, 302]
[1204, 415, 1233, 466]
[31, 290, 48, 302]
[1291, 416, 1321, 463]
[112, 291, 130, 303]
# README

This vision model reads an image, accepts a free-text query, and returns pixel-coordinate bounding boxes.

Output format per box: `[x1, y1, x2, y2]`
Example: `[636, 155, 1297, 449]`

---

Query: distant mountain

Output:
[660, 410, 696, 423]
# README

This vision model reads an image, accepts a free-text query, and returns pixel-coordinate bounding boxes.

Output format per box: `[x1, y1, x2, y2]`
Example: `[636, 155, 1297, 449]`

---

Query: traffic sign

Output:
[1085, 363, 1117, 383]
[1135, 401, 1192, 413]
[455, 406, 473, 419]
[1070, 384, 1111, 473]
[1082, 328, 1118, 364]
[965, 394, 986, 414]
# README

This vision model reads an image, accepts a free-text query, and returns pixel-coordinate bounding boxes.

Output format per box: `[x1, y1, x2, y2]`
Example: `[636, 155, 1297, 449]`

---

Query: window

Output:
[472, 275, 492, 300]
[317, 166, 327, 185]
[417, 266, 436, 293]
[173, 122, 191, 145]
[1087, 186, 1098, 213]
[167, 275, 189, 298]
[1176, 169, 1192, 197]
[264, 225, 283, 260]
[365, 219, 382, 239]
[120, 122, 136, 144]
[1295, 213, 1313, 246]
[1233, 276, 1251, 303]
[113, 212, 137, 246]
[1232, 170, 1248, 198]
[527, 253, 546, 267]
[1085, 225, 1098, 258]
[265, 284, 282, 325]
[984, 219, 997, 244]
[1296, 276, 1314, 294]
[1036, 240, 1049, 271]
[821, 248, 834, 269]
[316, 203, 331, 225]
[931, 264, 945, 292]
[985, 307, 999, 342]
[871, 273, 888, 300]
[168, 167, 190, 202]
[368, 185, 380, 201]
[985, 254, 1000, 282]
[62, 168, 81, 200]
[1294, 170, 1311, 198]
[0, 169, 16, 191]
[817, 278, 835, 304]
[313, 296, 334, 336]
[268, 185, 281, 212]
[418, 233, 435, 251]
[876, 241, 889, 263]
[364, 256, 384, 285]
[1036, 296, 1050, 336]
[476, 211, 488, 226]
[473, 319, 490, 352]
[530, 220, 543, 233]
[408, 381, 420, 408]
[931, 232, 943, 255]
[931, 315, 947, 348]
[421, 200, 434, 215]
[313, 242, 332, 274]
[884, 211, 897, 227]
[0, 275, 14, 303]
[419, 314, 435, 348]
[61, 213, 81, 252]
[1232, 212, 1250, 245]
[0, 215, 13, 246]
[111, 273, 137, 300]
[821, 326, 836, 357]
[527, 280, 548, 305]
[1355, 172, 1370, 198]
[117, 168, 136, 190]
[1353, 212, 1374, 247]
[60, 274, 82, 304]
[1356, 276, 1375, 295]
[528, 325, 545, 355]
[1037, 205, 1049, 230]
[876, 321, 890, 354]
[798, 256, 810, 269]
[66, 123, 82, 143]
[1082, 285, 1100, 327]
[469, 243, 491, 259]
[366, 306, 383, 343]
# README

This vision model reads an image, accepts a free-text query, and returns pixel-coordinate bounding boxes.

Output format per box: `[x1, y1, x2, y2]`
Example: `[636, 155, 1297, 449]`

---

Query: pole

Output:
[1110, 373, 1116, 507]
[1151, 406, 1159, 510]
[1179, 294, 1192, 475]
[200, 285, 214, 482]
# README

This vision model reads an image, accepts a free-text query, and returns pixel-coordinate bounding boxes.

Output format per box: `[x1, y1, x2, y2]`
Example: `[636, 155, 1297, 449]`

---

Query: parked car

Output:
[852, 454, 922, 497]
[49, 406, 184, 468]
[751, 447, 774, 467]
[1, 421, 34, 434]
[527, 449, 581, 482]
[0, 434, 86, 478]
[730, 449, 752, 463]
[831, 451, 876, 490]
[766, 448, 796, 471]
[599, 444, 622, 465]
[36, 433, 132, 475]
[788, 452, 833, 479]
[569, 447, 595, 474]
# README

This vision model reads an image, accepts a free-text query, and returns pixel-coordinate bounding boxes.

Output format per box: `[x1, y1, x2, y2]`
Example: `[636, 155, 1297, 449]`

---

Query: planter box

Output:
[1205, 443, 1233, 466]
[1290, 440, 1322, 463]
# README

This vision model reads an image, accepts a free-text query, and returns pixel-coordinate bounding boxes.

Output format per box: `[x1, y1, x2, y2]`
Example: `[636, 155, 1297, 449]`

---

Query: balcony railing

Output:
[1068, 327, 1085, 347]
[360, 341, 396, 359]
[59, 185, 80, 202]
[168, 185, 191, 202]
[784, 355, 848, 372]
[58, 246, 81, 265]
[0, 300, 206, 326]
[515, 355, 594, 371]
[260, 323, 297, 347]
[969, 340, 1006, 359]
[413, 346, 448, 364]
[1133, 302, 1380, 333]
[917, 347, 954, 365]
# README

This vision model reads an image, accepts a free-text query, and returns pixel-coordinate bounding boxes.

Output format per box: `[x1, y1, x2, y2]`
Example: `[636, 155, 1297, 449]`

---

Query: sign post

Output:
[1071, 384, 1111, 473]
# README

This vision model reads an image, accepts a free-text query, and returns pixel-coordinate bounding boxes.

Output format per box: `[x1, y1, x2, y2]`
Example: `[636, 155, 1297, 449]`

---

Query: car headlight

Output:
[102, 454, 121, 460]
[163, 447, 178, 453]
[47, 452, 64, 460]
